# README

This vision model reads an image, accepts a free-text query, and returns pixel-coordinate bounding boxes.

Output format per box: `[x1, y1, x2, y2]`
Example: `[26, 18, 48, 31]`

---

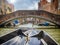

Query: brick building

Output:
[38, 0, 58, 14]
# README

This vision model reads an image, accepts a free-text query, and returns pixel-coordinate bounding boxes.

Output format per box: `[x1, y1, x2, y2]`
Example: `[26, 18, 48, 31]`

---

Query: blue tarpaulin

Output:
[44, 22, 49, 26]
[14, 20, 19, 24]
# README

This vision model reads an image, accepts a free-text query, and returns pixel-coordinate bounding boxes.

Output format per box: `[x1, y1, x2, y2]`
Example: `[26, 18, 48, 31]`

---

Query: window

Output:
[0, 8, 3, 14]
[8, 7, 12, 12]
[52, 0, 55, 3]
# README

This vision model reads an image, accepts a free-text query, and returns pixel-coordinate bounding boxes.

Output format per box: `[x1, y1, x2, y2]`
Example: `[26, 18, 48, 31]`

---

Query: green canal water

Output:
[0, 27, 60, 44]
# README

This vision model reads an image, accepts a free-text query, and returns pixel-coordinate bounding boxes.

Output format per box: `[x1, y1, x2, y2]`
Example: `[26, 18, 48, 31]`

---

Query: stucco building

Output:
[0, 0, 14, 15]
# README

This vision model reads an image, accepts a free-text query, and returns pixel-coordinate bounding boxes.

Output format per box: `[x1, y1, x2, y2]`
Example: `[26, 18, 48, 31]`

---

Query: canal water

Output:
[0, 23, 60, 45]
[1, 30, 42, 45]
[2, 37, 41, 45]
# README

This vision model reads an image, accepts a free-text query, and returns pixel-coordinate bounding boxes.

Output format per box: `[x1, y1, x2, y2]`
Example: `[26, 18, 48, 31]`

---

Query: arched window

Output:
[8, 7, 12, 12]
[0, 8, 3, 14]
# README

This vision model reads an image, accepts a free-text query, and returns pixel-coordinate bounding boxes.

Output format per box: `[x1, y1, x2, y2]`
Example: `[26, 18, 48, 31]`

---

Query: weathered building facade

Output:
[38, 0, 58, 14]
[0, 0, 14, 15]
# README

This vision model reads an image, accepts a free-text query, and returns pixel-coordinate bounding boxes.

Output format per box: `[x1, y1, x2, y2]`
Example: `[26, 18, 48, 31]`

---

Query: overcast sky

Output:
[7, 0, 51, 11]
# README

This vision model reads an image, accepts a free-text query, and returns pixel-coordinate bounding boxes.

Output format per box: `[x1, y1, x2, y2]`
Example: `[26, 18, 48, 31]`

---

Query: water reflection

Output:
[28, 37, 40, 45]
[2, 30, 42, 45]
[2, 36, 41, 45]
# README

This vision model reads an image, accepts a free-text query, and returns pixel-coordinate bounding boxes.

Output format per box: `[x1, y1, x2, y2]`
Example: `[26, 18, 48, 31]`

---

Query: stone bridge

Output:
[0, 10, 60, 27]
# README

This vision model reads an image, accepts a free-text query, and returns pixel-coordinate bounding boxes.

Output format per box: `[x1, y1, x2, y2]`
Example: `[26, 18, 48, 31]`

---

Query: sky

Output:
[7, 0, 51, 11]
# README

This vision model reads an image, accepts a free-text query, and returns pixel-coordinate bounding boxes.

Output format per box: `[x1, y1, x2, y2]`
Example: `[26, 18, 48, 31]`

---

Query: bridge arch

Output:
[0, 15, 59, 27]
[0, 10, 60, 27]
